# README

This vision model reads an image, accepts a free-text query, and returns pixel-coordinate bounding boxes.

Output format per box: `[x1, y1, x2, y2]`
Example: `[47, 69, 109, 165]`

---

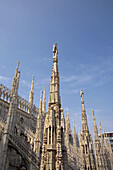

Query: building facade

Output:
[0, 44, 113, 170]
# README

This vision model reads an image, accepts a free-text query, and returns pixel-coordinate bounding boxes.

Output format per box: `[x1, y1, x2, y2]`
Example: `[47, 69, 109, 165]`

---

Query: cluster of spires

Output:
[4, 43, 112, 169]
[12, 60, 46, 115]
[12, 46, 109, 146]
[11, 45, 110, 147]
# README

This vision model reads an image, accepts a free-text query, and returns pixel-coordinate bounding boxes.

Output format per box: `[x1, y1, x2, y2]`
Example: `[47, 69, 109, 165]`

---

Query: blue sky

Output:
[0, 0, 113, 136]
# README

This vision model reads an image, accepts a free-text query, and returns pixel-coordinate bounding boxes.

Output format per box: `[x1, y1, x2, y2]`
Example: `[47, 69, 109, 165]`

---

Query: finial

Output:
[73, 120, 75, 132]
[30, 75, 34, 93]
[32, 75, 34, 81]
[67, 108, 69, 114]
[99, 121, 103, 135]
[39, 90, 43, 112]
[40, 90, 43, 100]
[31, 75, 34, 91]
[15, 61, 20, 78]
[44, 87, 45, 98]
[80, 89, 84, 103]
[53, 43, 58, 63]
[29, 75, 34, 105]
[80, 89, 85, 110]
[66, 108, 69, 119]
[42, 87, 46, 115]
[15, 70, 20, 95]
[92, 109, 95, 120]
[99, 121, 101, 129]
[53, 43, 58, 55]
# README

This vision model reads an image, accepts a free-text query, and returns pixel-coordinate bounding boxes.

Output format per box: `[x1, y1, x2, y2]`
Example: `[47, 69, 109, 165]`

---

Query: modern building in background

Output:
[0, 44, 113, 170]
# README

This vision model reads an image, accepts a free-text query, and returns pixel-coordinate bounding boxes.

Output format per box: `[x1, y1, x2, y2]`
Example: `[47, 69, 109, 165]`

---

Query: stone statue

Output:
[53, 43, 58, 56]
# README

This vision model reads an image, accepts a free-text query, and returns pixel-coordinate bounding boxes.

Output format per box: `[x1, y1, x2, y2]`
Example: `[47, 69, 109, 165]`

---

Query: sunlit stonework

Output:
[0, 44, 113, 170]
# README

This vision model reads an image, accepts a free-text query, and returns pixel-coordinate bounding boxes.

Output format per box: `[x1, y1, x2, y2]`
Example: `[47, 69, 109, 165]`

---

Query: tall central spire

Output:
[40, 44, 68, 170]
[80, 90, 89, 134]
[49, 43, 60, 106]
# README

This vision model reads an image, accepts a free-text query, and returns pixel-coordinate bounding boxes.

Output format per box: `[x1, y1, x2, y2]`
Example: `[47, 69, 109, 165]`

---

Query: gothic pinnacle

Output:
[66, 108, 71, 133]
[73, 120, 75, 133]
[16, 70, 20, 95]
[11, 61, 20, 96]
[92, 109, 95, 119]
[49, 44, 60, 105]
[79, 124, 81, 144]
[99, 121, 104, 146]
[80, 89, 85, 111]
[39, 90, 43, 114]
[53, 43, 58, 57]
[73, 120, 77, 147]
[92, 110, 99, 141]
[80, 90, 89, 134]
[79, 124, 81, 136]
[14, 60, 20, 78]
[42, 87, 46, 115]
[99, 121, 102, 134]
[31, 75, 34, 92]
[29, 75, 34, 106]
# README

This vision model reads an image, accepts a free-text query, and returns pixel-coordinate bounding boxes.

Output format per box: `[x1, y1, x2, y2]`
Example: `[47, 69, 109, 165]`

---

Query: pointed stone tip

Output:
[92, 109, 94, 117]
[73, 120, 75, 126]
[80, 89, 83, 97]
[99, 121, 101, 128]
[44, 86, 45, 92]
[17, 61, 20, 68]
[53, 43, 57, 46]
[41, 90, 43, 97]
[32, 75, 34, 81]
[67, 108, 69, 114]
[53, 43, 58, 55]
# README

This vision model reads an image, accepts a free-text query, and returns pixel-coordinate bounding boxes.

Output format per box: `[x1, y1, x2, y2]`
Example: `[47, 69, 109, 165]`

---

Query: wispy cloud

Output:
[0, 76, 11, 82]
[35, 77, 50, 89]
[62, 75, 77, 82]
[72, 89, 80, 94]
[21, 80, 30, 88]
[1, 65, 5, 69]
[42, 57, 51, 62]
[61, 57, 113, 88]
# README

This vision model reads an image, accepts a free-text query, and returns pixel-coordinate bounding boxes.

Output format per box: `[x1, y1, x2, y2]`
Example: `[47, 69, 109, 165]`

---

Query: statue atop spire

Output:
[53, 43, 58, 56]
[49, 43, 60, 105]
[53, 43, 58, 64]
[80, 89, 85, 111]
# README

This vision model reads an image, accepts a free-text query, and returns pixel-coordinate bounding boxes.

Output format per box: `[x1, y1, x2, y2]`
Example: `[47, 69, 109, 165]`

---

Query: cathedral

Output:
[0, 44, 113, 170]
